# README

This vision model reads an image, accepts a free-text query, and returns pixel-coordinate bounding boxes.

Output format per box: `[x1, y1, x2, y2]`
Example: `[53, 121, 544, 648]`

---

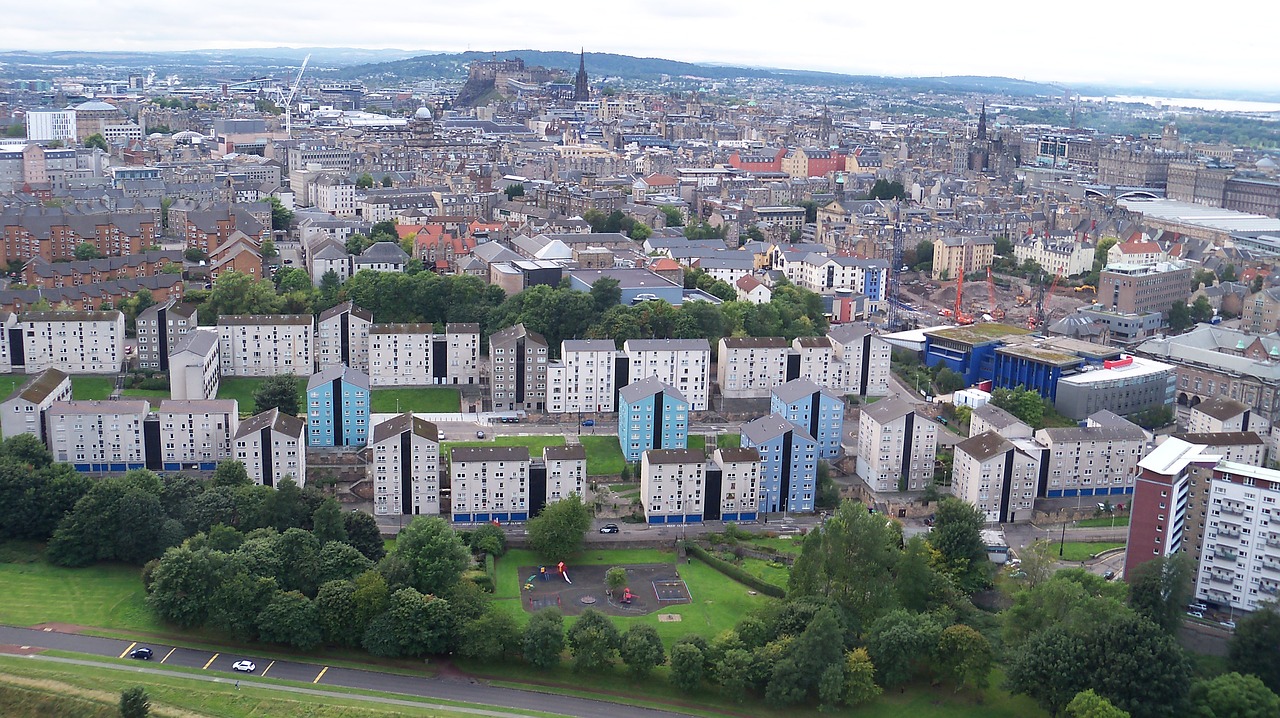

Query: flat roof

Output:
[926, 323, 1032, 346]
[995, 343, 1083, 367]
[1119, 198, 1280, 234]
[1058, 355, 1174, 385]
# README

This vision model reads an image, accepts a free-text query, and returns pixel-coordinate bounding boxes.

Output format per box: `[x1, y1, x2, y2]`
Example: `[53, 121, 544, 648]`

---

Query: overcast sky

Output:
[7, 1, 1279, 93]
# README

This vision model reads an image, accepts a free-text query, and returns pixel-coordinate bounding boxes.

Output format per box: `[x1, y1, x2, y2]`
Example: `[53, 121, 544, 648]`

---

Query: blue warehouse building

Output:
[306, 365, 371, 447]
[618, 377, 689, 462]
[770, 378, 845, 459]
[741, 414, 818, 514]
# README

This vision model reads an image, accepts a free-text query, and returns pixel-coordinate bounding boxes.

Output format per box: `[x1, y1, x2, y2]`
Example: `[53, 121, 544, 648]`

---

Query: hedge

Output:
[681, 541, 786, 598]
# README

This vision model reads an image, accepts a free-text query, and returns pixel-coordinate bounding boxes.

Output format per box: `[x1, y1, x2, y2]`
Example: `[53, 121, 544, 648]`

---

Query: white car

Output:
[232, 660, 256, 673]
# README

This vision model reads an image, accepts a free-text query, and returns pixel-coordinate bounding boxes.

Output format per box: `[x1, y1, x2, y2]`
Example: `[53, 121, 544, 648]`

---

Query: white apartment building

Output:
[856, 398, 938, 493]
[953, 431, 1042, 523]
[367, 323, 480, 388]
[312, 175, 356, 217]
[157, 399, 239, 468]
[968, 403, 1034, 439]
[640, 448, 706, 524]
[136, 300, 197, 371]
[218, 315, 314, 377]
[45, 400, 149, 469]
[0, 368, 71, 441]
[1034, 421, 1146, 499]
[827, 324, 892, 397]
[369, 412, 440, 516]
[1195, 461, 1280, 613]
[1013, 236, 1096, 278]
[446, 323, 482, 386]
[316, 301, 373, 372]
[26, 110, 77, 142]
[234, 407, 307, 488]
[717, 337, 791, 400]
[784, 254, 889, 313]
[624, 339, 711, 411]
[547, 339, 618, 413]
[713, 447, 762, 521]
[791, 336, 851, 394]
[449, 446, 530, 522]
[543, 445, 587, 503]
[169, 330, 220, 401]
[1171, 432, 1267, 468]
[13, 310, 125, 374]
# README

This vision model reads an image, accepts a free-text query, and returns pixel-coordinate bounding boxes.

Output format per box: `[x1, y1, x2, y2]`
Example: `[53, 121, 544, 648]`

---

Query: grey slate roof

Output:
[956, 430, 1013, 462]
[619, 376, 686, 405]
[645, 448, 706, 464]
[308, 365, 371, 391]
[450, 446, 531, 463]
[771, 378, 842, 406]
[544, 445, 587, 461]
[235, 407, 305, 439]
[860, 397, 914, 425]
[371, 412, 440, 444]
[5, 368, 69, 404]
[741, 413, 815, 445]
[172, 329, 218, 357]
[1193, 396, 1250, 421]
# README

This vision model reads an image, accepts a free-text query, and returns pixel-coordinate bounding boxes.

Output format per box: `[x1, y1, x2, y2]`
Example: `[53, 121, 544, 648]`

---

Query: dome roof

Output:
[1258, 156, 1277, 169]
[414, 107, 432, 120]
[74, 100, 119, 112]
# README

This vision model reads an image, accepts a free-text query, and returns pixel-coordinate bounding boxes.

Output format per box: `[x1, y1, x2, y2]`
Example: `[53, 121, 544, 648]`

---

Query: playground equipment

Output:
[558, 561, 572, 584]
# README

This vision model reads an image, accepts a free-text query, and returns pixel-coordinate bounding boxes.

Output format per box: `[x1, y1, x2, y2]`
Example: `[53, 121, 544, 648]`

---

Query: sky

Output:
[6, 1, 1280, 93]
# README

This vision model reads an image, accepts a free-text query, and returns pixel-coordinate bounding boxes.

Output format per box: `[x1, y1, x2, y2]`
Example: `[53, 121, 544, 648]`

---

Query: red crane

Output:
[988, 267, 1006, 320]
[954, 273, 975, 325]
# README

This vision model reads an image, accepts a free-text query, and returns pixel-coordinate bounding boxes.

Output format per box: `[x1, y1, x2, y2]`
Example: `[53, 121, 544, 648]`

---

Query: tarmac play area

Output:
[519, 563, 692, 617]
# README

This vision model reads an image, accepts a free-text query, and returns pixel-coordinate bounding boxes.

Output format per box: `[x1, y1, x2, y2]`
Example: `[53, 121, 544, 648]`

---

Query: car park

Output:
[232, 660, 256, 672]
[128, 647, 152, 660]
[599, 523, 619, 534]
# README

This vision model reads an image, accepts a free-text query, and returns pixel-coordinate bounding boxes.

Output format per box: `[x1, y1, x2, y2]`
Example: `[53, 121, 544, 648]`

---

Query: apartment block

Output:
[1126, 437, 1220, 580]
[168, 330, 220, 401]
[1098, 261, 1195, 318]
[449, 446, 531, 523]
[827, 324, 892, 397]
[855, 398, 938, 493]
[135, 300, 197, 371]
[218, 314, 314, 377]
[952, 431, 1041, 523]
[234, 407, 307, 488]
[0, 368, 71, 441]
[624, 339, 711, 411]
[770, 378, 845, 459]
[1195, 462, 1280, 613]
[1188, 397, 1254, 434]
[306, 365, 371, 447]
[932, 235, 995, 281]
[742, 413, 819, 513]
[640, 449, 706, 524]
[1171, 432, 1267, 469]
[717, 337, 791, 400]
[968, 403, 1033, 439]
[618, 377, 690, 463]
[547, 339, 619, 414]
[543, 445, 587, 505]
[317, 301, 373, 372]
[369, 412, 441, 517]
[1034, 419, 1147, 498]
[490, 324, 549, 412]
[784, 255, 888, 311]
[45, 400, 149, 472]
[713, 447, 762, 522]
[367, 322, 480, 387]
[11, 310, 125, 374]
[153, 399, 239, 471]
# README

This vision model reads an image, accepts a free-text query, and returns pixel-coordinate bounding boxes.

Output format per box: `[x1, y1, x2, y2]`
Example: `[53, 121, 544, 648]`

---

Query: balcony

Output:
[1218, 525, 1242, 539]
[1221, 502, 1246, 516]
[1215, 546, 1240, 561]
[1262, 560, 1280, 574]
[1209, 572, 1235, 585]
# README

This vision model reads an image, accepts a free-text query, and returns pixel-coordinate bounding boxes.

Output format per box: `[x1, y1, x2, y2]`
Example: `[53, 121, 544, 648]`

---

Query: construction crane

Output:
[283, 54, 311, 140]
[1027, 267, 1064, 330]
[953, 273, 975, 325]
[987, 267, 1006, 320]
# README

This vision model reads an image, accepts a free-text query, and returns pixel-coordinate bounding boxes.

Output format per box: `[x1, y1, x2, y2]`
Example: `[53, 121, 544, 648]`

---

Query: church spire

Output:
[573, 49, 589, 102]
[977, 102, 987, 141]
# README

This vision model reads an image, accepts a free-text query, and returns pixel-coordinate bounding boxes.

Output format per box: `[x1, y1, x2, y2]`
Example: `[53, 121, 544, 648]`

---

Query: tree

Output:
[1188, 672, 1280, 718]
[390, 516, 469, 597]
[590, 277, 622, 312]
[315, 579, 363, 646]
[204, 270, 282, 318]
[504, 183, 525, 200]
[522, 607, 565, 669]
[865, 610, 943, 688]
[120, 687, 150, 718]
[74, 242, 103, 260]
[844, 648, 882, 706]
[934, 367, 964, 394]
[788, 500, 901, 632]
[212, 460, 251, 488]
[183, 247, 208, 262]
[1017, 538, 1057, 588]
[994, 235, 1014, 257]
[363, 587, 454, 657]
[566, 608, 621, 671]
[253, 374, 300, 415]
[1253, 275, 1266, 293]
[84, 133, 109, 151]
[1003, 569, 1129, 649]
[352, 569, 390, 629]
[1169, 300, 1193, 333]
[468, 522, 507, 557]
[316, 541, 373, 585]
[1066, 690, 1131, 718]
[356, 173, 374, 189]
[935, 624, 992, 692]
[527, 493, 591, 562]
[669, 642, 704, 692]
[267, 197, 293, 232]
[629, 222, 652, 241]
[1128, 553, 1194, 634]
[257, 590, 321, 649]
[382, 175, 394, 187]
[260, 238, 278, 259]
[929, 497, 990, 594]
[1228, 601, 1280, 694]
[273, 527, 321, 595]
[311, 499, 348, 544]
[1220, 264, 1238, 283]
[915, 240, 934, 268]
[1190, 295, 1215, 324]
[602, 566, 630, 597]
[459, 608, 518, 662]
[991, 386, 1045, 428]
[659, 205, 684, 227]
[620, 623, 665, 676]
[894, 535, 951, 613]
[868, 179, 906, 201]
[47, 474, 175, 567]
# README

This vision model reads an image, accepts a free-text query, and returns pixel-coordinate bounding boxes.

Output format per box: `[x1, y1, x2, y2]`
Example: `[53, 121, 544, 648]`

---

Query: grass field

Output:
[1058, 541, 1125, 562]
[442, 435, 566, 463]
[216, 377, 307, 414]
[578, 435, 625, 475]
[370, 388, 461, 413]
[686, 435, 705, 450]
[1075, 516, 1130, 528]
[736, 556, 790, 589]
[120, 388, 169, 406]
[747, 535, 804, 555]
[0, 545, 161, 633]
[71, 376, 114, 400]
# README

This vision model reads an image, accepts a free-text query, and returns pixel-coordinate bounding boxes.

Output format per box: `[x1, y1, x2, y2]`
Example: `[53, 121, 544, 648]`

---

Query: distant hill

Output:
[0, 48, 421, 76]
[336, 49, 1066, 96]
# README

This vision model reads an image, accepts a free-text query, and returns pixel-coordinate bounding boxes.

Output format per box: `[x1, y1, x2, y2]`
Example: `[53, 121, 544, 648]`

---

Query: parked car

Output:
[1220, 620, 1237, 629]
[1103, 570, 1116, 580]
[1188, 602, 1208, 612]
[437, 432, 445, 440]
[500, 416, 520, 423]
[232, 660, 256, 673]
[599, 523, 620, 534]
[476, 430, 485, 439]
[581, 419, 595, 427]
[1186, 610, 1204, 619]
[128, 647, 153, 660]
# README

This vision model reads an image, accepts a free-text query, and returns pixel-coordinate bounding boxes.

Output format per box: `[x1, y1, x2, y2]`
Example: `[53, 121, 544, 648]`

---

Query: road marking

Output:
[260, 660, 275, 677]
[118, 642, 137, 659]
[160, 647, 176, 664]
[313, 666, 328, 684]
[202, 653, 219, 670]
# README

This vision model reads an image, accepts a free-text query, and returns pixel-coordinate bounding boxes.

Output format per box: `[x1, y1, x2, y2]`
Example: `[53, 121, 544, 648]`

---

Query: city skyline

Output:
[5, 1, 1280, 93]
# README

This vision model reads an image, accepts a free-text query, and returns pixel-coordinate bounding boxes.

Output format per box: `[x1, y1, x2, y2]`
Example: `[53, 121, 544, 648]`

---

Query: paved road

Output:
[0, 625, 694, 718]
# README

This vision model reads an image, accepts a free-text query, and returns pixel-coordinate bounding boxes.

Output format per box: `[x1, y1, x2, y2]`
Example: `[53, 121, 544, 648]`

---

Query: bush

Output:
[683, 542, 785, 598]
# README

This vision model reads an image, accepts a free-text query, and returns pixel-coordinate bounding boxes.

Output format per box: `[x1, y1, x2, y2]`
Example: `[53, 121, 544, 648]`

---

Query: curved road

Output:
[0, 625, 695, 718]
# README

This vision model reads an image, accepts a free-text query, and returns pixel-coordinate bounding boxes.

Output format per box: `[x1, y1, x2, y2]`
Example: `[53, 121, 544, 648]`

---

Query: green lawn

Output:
[443, 435, 566, 463]
[71, 376, 114, 400]
[0, 545, 161, 633]
[579, 435, 625, 476]
[1058, 541, 1125, 562]
[747, 536, 804, 555]
[1075, 516, 1130, 528]
[120, 388, 169, 407]
[717, 433, 741, 449]
[370, 387, 461, 413]
[216, 377, 307, 414]
[737, 556, 790, 589]
[687, 434, 705, 450]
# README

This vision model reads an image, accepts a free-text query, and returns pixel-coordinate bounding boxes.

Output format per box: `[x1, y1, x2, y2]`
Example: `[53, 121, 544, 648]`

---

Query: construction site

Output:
[897, 267, 1096, 332]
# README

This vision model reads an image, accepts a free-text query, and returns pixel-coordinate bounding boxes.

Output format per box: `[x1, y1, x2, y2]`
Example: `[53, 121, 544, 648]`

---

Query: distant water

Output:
[1080, 95, 1280, 114]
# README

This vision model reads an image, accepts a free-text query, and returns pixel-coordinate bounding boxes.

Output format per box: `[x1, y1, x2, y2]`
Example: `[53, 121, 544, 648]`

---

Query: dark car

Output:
[599, 523, 620, 534]
[129, 647, 153, 660]
[581, 419, 595, 427]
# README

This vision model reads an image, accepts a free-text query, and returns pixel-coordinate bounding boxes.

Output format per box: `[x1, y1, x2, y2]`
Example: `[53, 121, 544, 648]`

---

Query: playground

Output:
[519, 562, 692, 617]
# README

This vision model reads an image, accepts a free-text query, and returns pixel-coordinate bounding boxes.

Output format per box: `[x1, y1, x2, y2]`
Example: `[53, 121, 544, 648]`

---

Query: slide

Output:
[562, 571, 572, 584]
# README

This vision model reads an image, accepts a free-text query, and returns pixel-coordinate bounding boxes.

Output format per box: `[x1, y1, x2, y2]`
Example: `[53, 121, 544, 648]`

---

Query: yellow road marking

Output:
[202, 653, 218, 670]
[118, 642, 137, 659]
[160, 647, 176, 664]
[313, 666, 328, 684]
[260, 660, 275, 677]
